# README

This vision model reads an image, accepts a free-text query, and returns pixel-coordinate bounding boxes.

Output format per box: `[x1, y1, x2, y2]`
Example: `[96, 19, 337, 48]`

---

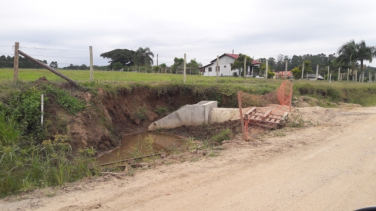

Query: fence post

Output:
[216, 55, 219, 82]
[41, 94, 44, 126]
[285, 60, 288, 79]
[183, 53, 186, 83]
[244, 56, 246, 79]
[265, 59, 268, 79]
[14, 42, 19, 82]
[89, 46, 94, 82]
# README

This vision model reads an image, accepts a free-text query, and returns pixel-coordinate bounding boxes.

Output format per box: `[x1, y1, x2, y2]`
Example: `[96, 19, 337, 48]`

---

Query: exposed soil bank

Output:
[10, 79, 368, 154]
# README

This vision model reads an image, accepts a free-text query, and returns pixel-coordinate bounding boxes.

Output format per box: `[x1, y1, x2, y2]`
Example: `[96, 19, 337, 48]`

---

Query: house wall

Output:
[204, 56, 239, 77]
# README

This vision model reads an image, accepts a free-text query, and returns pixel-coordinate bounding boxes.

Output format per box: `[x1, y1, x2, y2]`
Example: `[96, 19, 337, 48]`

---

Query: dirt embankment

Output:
[42, 80, 362, 153]
[42, 82, 242, 153]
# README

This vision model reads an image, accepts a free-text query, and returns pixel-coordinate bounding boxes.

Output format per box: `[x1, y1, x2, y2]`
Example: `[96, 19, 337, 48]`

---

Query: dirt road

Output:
[2, 107, 376, 211]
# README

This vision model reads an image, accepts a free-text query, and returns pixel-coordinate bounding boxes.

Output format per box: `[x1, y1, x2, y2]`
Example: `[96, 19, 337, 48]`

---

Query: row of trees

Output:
[0, 55, 57, 69]
[253, 40, 376, 81]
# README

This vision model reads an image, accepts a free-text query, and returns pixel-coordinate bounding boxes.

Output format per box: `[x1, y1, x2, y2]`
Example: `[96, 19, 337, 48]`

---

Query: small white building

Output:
[201, 53, 261, 77]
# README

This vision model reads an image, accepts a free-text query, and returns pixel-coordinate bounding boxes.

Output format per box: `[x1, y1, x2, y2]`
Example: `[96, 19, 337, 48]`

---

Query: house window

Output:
[208, 67, 212, 72]
[216, 66, 220, 72]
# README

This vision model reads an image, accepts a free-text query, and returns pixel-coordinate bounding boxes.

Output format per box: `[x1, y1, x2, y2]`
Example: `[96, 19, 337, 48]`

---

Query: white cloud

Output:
[1, 0, 376, 67]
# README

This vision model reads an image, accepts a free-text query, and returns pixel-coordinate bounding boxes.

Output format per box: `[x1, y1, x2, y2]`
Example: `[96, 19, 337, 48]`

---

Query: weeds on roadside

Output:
[0, 143, 97, 198]
[287, 111, 305, 128]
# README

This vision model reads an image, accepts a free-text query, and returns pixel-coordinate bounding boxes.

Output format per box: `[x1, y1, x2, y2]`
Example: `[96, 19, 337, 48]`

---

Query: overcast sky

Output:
[1, 0, 376, 67]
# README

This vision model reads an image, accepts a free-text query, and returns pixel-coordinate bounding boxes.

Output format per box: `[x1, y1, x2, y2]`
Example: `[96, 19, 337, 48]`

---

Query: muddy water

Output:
[97, 132, 185, 165]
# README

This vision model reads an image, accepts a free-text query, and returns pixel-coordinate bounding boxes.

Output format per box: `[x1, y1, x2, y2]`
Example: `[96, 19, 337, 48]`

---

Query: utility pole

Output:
[183, 53, 186, 83]
[14, 42, 19, 82]
[338, 67, 340, 81]
[216, 55, 219, 82]
[316, 64, 319, 80]
[157, 54, 158, 73]
[301, 62, 305, 80]
[89, 46, 93, 82]
[265, 59, 268, 79]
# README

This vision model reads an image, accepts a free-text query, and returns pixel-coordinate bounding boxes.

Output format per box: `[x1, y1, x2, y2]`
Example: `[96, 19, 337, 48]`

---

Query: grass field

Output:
[2, 68, 376, 106]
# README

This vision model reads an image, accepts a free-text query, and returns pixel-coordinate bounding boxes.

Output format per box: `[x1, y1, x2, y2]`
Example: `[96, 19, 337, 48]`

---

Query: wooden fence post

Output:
[14, 42, 19, 82]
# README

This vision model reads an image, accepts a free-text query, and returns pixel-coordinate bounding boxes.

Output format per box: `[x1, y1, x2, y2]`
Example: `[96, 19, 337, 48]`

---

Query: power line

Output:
[19, 46, 88, 53]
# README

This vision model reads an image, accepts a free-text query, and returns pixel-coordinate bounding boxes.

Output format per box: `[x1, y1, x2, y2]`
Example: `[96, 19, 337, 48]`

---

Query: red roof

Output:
[252, 60, 261, 65]
[224, 53, 239, 59]
[207, 54, 262, 66]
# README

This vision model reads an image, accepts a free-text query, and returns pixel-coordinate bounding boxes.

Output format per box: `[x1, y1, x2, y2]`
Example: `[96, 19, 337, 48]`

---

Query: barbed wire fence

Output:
[2, 42, 201, 84]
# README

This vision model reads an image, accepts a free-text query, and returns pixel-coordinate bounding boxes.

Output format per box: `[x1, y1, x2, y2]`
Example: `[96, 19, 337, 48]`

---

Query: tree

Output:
[113, 62, 122, 71]
[49, 61, 58, 69]
[187, 59, 202, 75]
[291, 60, 312, 79]
[100, 49, 135, 69]
[159, 63, 167, 73]
[133, 47, 154, 66]
[171, 57, 184, 73]
[230, 53, 252, 76]
[356, 40, 376, 82]
[336, 40, 359, 79]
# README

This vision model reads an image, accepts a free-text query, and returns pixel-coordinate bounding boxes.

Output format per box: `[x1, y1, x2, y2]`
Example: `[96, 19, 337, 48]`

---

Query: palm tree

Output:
[356, 40, 376, 82]
[337, 40, 376, 82]
[133, 47, 154, 66]
[336, 40, 358, 80]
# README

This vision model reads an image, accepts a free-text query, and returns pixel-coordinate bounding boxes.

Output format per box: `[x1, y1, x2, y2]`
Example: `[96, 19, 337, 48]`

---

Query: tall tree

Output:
[133, 47, 154, 66]
[336, 40, 359, 78]
[356, 40, 376, 82]
[100, 49, 134, 69]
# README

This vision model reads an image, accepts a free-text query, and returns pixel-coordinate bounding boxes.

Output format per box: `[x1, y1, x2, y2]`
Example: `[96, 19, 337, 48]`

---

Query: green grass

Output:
[3, 68, 376, 107]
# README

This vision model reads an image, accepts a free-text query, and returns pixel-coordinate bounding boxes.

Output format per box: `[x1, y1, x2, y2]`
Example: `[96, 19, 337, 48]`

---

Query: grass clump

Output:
[211, 129, 232, 144]
[154, 106, 169, 116]
[43, 84, 86, 114]
[134, 106, 148, 123]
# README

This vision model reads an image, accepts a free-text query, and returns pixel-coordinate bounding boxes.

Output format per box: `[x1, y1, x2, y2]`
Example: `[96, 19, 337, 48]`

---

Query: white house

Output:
[201, 53, 261, 77]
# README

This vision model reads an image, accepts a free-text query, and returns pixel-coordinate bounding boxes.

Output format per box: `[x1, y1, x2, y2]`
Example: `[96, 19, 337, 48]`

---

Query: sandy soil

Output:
[1, 106, 376, 211]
